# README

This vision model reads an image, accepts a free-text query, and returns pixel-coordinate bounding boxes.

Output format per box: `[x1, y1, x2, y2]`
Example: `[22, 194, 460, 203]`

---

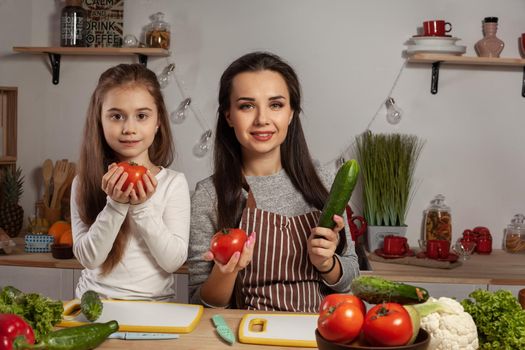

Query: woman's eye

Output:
[270, 102, 284, 110]
[239, 103, 254, 110]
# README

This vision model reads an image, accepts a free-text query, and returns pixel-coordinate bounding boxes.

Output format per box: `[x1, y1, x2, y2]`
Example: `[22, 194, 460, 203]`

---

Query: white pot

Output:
[366, 226, 408, 252]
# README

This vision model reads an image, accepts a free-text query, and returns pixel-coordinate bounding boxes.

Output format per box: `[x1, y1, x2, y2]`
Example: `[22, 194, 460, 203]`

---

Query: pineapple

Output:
[0, 167, 24, 237]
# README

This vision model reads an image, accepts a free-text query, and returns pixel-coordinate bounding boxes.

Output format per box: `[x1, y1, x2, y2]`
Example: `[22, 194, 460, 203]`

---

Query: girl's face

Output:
[226, 70, 293, 163]
[101, 84, 159, 165]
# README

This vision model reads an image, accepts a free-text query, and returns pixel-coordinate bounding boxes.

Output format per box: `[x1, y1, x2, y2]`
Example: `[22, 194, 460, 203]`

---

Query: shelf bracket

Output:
[522, 66, 525, 98]
[430, 61, 441, 94]
[137, 54, 148, 66]
[48, 53, 61, 85]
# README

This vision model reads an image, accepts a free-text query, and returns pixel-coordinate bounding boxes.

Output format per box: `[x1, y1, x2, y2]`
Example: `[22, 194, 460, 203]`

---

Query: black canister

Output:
[60, 0, 86, 47]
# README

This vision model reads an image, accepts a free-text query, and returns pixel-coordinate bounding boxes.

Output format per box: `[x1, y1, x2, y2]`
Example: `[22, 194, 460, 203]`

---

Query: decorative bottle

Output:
[146, 12, 171, 49]
[60, 0, 86, 47]
[475, 17, 504, 58]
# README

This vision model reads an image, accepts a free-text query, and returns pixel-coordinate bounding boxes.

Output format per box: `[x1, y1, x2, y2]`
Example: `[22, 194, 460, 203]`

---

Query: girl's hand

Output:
[129, 169, 157, 205]
[308, 214, 344, 271]
[204, 232, 256, 274]
[102, 163, 133, 203]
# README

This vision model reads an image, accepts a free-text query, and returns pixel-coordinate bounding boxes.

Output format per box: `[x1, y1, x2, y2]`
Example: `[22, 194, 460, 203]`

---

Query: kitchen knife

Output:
[108, 332, 179, 340]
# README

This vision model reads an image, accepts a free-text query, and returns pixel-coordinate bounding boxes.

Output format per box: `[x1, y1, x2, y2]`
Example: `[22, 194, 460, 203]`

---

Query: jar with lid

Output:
[423, 194, 452, 242]
[503, 214, 525, 254]
[60, 0, 86, 47]
[146, 12, 170, 49]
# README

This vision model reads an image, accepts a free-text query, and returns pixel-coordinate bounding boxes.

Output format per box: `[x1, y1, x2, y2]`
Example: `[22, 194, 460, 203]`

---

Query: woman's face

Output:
[101, 84, 159, 165]
[226, 70, 293, 163]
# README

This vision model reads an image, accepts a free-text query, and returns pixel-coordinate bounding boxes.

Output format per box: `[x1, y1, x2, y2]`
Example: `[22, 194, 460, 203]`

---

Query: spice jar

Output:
[475, 230, 492, 254]
[146, 12, 170, 49]
[423, 194, 452, 242]
[503, 214, 525, 254]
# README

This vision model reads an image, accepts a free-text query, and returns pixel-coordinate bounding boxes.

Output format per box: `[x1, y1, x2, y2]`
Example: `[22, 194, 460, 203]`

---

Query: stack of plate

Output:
[406, 35, 466, 55]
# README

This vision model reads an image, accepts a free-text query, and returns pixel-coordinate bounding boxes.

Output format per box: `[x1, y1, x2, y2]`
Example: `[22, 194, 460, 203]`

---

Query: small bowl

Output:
[51, 244, 74, 259]
[316, 329, 430, 350]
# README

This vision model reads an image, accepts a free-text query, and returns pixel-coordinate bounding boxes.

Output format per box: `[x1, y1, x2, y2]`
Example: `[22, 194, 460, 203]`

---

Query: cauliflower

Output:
[415, 297, 479, 350]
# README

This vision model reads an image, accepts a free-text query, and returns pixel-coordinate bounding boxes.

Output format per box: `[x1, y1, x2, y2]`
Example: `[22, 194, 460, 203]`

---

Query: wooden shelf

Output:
[13, 46, 170, 84]
[406, 54, 525, 96]
[0, 156, 16, 165]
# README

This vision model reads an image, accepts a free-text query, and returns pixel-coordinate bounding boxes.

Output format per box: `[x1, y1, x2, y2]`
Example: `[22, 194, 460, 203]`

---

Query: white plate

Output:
[410, 36, 461, 46]
[406, 44, 466, 55]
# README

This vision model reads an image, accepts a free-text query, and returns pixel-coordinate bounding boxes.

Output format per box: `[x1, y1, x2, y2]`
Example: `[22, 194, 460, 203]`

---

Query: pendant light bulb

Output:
[193, 129, 213, 158]
[170, 97, 191, 124]
[157, 63, 176, 89]
[385, 97, 403, 125]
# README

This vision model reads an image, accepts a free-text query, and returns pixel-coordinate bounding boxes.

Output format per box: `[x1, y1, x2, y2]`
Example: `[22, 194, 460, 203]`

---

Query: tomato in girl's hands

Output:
[362, 302, 412, 347]
[318, 302, 364, 343]
[320, 294, 366, 317]
[117, 161, 147, 190]
[210, 228, 248, 264]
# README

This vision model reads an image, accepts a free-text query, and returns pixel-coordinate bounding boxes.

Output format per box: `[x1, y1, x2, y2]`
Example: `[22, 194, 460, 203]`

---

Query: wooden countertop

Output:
[98, 308, 313, 350]
[0, 237, 188, 274]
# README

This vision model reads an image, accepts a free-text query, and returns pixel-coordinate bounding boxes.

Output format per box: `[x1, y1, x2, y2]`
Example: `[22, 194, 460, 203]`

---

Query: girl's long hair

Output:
[76, 63, 174, 275]
[214, 52, 329, 229]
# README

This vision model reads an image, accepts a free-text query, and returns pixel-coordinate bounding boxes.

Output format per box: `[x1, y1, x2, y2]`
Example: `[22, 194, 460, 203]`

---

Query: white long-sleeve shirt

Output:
[71, 168, 190, 300]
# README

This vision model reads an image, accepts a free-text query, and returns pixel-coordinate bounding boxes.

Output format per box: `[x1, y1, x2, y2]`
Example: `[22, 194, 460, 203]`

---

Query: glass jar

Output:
[503, 214, 525, 254]
[423, 194, 452, 242]
[60, 0, 86, 47]
[146, 12, 170, 49]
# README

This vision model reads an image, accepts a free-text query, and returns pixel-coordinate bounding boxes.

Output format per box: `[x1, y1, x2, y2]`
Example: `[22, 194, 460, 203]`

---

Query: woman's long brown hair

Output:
[214, 52, 330, 229]
[76, 64, 174, 275]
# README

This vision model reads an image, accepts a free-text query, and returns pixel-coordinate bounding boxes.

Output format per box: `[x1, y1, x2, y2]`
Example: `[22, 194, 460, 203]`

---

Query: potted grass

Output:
[355, 131, 425, 252]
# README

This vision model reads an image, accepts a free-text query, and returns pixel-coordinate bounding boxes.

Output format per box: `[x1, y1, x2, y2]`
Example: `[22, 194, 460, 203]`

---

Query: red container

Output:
[476, 235, 492, 254]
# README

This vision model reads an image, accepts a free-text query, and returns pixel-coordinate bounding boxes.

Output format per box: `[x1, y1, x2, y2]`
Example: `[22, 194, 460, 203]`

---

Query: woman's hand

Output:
[308, 214, 344, 271]
[101, 163, 133, 203]
[204, 232, 256, 274]
[129, 169, 157, 205]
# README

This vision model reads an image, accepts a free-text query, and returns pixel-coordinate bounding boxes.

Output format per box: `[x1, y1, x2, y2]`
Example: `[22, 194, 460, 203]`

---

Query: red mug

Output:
[423, 20, 452, 36]
[346, 206, 367, 242]
[383, 235, 409, 255]
[426, 239, 450, 259]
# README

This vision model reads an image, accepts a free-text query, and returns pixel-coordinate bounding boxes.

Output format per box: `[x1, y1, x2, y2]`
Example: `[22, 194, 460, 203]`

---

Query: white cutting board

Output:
[59, 299, 203, 333]
[239, 313, 318, 347]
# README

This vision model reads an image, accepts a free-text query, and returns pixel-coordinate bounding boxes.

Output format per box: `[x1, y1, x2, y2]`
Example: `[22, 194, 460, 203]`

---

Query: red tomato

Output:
[318, 302, 364, 343]
[320, 294, 366, 317]
[117, 161, 147, 190]
[210, 228, 248, 264]
[362, 303, 413, 347]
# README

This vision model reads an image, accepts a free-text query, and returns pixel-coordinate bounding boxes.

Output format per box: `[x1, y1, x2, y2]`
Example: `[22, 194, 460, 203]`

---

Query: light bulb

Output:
[122, 34, 139, 48]
[193, 129, 212, 158]
[170, 97, 191, 124]
[157, 63, 176, 89]
[385, 97, 403, 125]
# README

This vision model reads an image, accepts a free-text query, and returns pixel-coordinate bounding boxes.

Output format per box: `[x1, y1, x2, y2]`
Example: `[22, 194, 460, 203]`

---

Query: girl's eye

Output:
[110, 113, 125, 121]
[137, 113, 148, 120]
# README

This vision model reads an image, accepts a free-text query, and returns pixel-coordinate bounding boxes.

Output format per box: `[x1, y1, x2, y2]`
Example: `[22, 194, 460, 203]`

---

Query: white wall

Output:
[1, 0, 524, 248]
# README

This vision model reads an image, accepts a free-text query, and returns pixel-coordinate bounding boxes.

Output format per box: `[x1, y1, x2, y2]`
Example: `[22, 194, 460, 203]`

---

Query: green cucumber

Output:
[350, 276, 429, 305]
[29, 320, 119, 350]
[80, 290, 103, 322]
[318, 159, 360, 229]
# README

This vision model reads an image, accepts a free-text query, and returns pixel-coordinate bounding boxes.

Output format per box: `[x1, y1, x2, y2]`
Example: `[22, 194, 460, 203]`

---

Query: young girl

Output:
[188, 52, 360, 312]
[72, 64, 190, 300]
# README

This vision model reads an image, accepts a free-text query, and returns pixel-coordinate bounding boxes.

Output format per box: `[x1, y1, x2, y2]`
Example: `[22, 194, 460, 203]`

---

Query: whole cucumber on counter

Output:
[80, 290, 103, 322]
[351, 276, 429, 305]
[318, 159, 360, 229]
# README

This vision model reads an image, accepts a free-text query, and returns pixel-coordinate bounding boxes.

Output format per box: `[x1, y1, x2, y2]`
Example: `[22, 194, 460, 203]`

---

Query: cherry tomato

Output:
[210, 228, 248, 264]
[318, 302, 364, 343]
[362, 302, 413, 347]
[117, 161, 147, 190]
[320, 294, 366, 317]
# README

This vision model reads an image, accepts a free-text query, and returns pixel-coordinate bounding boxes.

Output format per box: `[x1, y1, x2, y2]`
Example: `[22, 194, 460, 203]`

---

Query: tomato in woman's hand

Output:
[117, 161, 147, 190]
[362, 302, 412, 347]
[320, 294, 366, 317]
[210, 228, 248, 264]
[318, 302, 364, 343]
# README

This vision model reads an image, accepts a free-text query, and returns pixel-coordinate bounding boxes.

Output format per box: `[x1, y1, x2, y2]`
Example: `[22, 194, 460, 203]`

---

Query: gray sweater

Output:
[188, 165, 360, 307]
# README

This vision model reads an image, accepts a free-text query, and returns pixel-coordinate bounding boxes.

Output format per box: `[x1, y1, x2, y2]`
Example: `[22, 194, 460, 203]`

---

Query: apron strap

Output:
[242, 180, 257, 209]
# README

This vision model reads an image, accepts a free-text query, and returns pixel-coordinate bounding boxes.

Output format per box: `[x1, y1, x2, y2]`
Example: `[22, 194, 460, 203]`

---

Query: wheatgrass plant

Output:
[355, 131, 424, 227]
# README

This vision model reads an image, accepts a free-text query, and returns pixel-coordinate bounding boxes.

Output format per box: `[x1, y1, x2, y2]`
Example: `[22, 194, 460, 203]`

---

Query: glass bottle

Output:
[503, 214, 525, 254]
[60, 0, 86, 47]
[423, 194, 452, 242]
[474, 17, 504, 58]
[146, 12, 171, 49]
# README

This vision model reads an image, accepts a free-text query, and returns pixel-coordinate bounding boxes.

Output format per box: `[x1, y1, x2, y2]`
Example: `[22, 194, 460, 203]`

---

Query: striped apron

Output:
[235, 189, 327, 313]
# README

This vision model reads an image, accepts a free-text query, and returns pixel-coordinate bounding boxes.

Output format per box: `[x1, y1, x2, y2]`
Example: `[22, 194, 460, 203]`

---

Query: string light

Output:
[193, 129, 213, 158]
[170, 97, 191, 124]
[157, 63, 176, 89]
[385, 97, 403, 125]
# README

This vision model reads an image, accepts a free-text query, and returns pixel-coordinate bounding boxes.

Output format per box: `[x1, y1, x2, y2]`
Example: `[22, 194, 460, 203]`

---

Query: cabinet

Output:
[12, 47, 170, 84]
[407, 53, 525, 96]
[0, 87, 17, 175]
